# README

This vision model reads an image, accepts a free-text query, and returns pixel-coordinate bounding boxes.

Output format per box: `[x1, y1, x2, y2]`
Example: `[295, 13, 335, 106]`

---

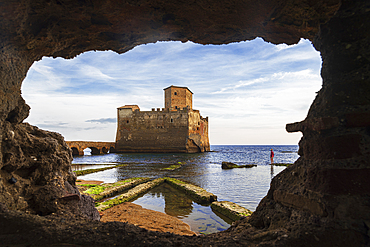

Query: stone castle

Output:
[115, 86, 210, 153]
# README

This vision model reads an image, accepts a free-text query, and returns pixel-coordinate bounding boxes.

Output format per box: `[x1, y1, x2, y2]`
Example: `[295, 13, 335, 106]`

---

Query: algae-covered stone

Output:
[222, 162, 256, 169]
[97, 178, 166, 211]
[211, 201, 253, 221]
[273, 163, 293, 167]
[73, 164, 127, 176]
[164, 177, 217, 204]
[81, 177, 150, 201]
[161, 164, 181, 170]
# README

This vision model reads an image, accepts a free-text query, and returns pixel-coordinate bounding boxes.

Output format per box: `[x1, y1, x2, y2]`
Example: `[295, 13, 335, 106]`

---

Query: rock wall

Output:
[1, 120, 99, 219]
[249, 1, 370, 245]
[1, 0, 369, 245]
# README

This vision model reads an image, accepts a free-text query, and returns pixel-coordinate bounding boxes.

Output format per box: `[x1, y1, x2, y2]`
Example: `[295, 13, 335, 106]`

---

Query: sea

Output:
[72, 145, 299, 234]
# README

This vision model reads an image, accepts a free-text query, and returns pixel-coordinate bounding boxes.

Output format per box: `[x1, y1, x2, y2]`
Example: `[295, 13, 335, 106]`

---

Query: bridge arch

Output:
[89, 147, 100, 155]
[66, 141, 116, 156]
[71, 147, 83, 156]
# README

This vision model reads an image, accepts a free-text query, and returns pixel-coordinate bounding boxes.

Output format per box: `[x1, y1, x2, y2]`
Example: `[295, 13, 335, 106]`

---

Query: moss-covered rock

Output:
[161, 164, 181, 170]
[80, 177, 150, 201]
[73, 164, 127, 176]
[96, 178, 166, 211]
[164, 177, 217, 204]
[221, 162, 257, 169]
[273, 163, 293, 167]
[211, 201, 253, 221]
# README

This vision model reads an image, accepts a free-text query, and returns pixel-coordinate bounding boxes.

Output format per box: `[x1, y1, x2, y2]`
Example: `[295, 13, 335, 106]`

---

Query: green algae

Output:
[82, 177, 150, 201]
[273, 163, 293, 167]
[161, 164, 181, 170]
[211, 201, 253, 221]
[96, 178, 166, 211]
[73, 164, 127, 176]
[164, 177, 217, 204]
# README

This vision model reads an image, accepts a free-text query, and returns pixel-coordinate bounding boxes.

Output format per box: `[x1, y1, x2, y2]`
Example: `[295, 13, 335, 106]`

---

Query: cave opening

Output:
[21, 39, 322, 145]
[19, 38, 322, 233]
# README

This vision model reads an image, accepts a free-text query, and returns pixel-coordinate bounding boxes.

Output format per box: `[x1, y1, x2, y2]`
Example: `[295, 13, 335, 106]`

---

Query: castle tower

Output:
[164, 85, 193, 110]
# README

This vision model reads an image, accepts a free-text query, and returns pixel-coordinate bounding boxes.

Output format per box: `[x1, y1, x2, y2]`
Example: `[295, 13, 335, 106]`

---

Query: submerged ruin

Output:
[0, 0, 369, 246]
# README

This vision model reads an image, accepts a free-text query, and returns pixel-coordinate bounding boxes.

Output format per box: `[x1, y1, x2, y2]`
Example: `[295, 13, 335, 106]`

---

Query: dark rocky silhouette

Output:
[0, 0, 369, 246]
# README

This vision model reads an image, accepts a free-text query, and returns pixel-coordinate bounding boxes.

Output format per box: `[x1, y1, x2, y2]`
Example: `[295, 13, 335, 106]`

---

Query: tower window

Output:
[174, 92, 177, 95]
[126, 120, 129, 123]
[170, 118, 174, 123]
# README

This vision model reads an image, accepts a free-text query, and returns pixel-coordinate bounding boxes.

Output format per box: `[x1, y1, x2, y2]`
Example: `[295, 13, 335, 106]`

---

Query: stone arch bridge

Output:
[66, 141, 116, 156]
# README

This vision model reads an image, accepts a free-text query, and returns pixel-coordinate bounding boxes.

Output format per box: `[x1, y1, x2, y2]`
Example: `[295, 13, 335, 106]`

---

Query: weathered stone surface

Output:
[0, 0, 369, 245]
[211, 201, 253, 221]
[1, 121, 99, 219]
[256, 3, 370, 244]
[101, 202, 196, 236]
[115, 86, 210, 153]
[73, 164, 126, 176]
[286, 117, 339, 132]
[81, 177, 151, 201]
[96, 178, 166, 211]
[164, 178, 217, 204]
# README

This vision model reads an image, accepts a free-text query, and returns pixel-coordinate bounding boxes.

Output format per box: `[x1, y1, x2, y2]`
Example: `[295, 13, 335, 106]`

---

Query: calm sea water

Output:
[73, 145, 299, 233]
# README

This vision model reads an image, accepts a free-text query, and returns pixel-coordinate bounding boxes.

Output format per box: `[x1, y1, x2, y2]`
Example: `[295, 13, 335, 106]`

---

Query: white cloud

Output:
[78, 64, 115, 81]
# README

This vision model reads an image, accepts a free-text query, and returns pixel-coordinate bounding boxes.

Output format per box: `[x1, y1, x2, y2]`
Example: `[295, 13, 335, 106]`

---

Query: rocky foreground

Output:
[0, 203, 294, 247]
[101, 202, 196, 236]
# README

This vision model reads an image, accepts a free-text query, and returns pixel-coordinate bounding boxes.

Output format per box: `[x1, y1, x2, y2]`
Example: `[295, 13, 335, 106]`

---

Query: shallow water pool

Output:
[132, 183, 232, 234]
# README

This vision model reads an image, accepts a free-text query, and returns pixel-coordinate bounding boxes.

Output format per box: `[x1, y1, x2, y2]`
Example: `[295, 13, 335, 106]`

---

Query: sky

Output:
[21, 38, 322, 145]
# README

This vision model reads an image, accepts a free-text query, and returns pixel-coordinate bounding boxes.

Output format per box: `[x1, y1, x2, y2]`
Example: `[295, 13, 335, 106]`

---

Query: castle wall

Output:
[187, 110, 210, 152]
[116, 108, 189, 152]
[200, 117, 210, 152]
[115, 107, 209, 153]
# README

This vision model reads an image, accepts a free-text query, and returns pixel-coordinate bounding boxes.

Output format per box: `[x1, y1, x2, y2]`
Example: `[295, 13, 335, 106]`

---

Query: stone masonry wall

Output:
[116, 107, 209, 153]
[187, 110, 210, 152]
[164, 86, 193, 110]
[116, 107, 190, 153]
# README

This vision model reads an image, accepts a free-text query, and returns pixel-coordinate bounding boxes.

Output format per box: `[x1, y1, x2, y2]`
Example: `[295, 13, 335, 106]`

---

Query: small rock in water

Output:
[221, 162, 238, 169]
[221, 162, 256, 169]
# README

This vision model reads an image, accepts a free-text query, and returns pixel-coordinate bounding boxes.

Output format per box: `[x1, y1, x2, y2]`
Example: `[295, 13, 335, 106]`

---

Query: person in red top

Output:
[270, 149, 274, 164]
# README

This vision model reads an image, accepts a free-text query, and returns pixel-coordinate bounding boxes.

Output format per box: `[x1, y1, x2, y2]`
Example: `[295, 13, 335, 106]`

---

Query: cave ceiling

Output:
[1, 0, 340, 61]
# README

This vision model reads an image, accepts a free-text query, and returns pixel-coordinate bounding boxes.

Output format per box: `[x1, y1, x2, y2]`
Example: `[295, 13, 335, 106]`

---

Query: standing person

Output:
[270, 149, 274, 164]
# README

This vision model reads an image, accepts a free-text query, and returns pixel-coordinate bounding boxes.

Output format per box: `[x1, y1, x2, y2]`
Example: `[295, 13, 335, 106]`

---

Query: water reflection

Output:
[76, 145, 297, 211]
[140, 183, 193, 217]
[75, 145, 299, 231]
[71, 164, 115, 171]
[133, 183, 231, 234]
[270, 164, 274, 180]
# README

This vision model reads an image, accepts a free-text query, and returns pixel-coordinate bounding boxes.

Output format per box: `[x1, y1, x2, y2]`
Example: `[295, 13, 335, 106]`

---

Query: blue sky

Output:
[21, 38, 322, 145]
